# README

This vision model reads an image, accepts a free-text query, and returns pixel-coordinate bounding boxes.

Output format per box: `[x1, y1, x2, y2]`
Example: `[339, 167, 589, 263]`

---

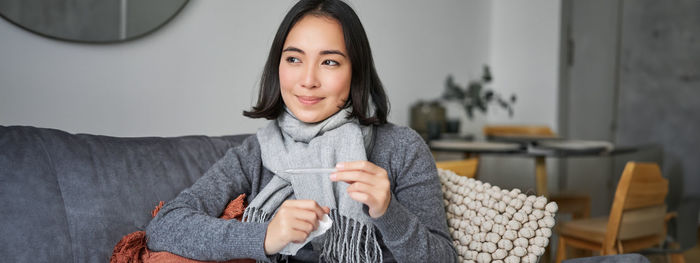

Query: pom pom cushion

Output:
[438, 168, 558, 263]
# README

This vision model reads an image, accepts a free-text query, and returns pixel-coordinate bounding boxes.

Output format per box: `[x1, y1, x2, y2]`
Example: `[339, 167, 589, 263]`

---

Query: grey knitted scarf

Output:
[243, 106, 382, 262]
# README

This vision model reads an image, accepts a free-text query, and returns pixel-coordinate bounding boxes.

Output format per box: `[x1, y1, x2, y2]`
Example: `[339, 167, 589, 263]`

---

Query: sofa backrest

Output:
[0, 125, 249, 262]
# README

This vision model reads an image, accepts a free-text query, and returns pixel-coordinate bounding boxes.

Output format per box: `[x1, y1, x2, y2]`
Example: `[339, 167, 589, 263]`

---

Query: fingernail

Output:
[335, 163, 344, 168]
[329, 173, 336, 180]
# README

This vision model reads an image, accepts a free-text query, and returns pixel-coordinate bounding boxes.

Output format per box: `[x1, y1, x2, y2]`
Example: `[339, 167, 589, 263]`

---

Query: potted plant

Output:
[442, 65, 516, 120]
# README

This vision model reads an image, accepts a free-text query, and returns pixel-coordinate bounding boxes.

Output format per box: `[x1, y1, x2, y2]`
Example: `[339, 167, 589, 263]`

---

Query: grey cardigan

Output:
[146, 123, 457, 262]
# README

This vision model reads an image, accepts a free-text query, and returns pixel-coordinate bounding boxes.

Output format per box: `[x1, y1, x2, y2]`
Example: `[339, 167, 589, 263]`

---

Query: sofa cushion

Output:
[0, 125, 249, 262]
[438, 168, 558, 263]
[0, 126, 74, 262]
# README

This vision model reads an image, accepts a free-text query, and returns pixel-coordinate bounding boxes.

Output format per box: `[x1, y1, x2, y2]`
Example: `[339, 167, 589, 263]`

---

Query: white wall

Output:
[477, 0, 562, 192]
[353, 0, 492, 134]
[0, 0, 492, 137]
[487, 0, 561, 128]
[0, 1, 285, 137]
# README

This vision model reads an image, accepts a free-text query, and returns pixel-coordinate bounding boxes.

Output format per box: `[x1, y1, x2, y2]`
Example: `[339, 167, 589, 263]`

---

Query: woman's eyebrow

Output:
[320, 50, 347, 57]
[282, 46, 346, 58]
[282, 46, 304, 54]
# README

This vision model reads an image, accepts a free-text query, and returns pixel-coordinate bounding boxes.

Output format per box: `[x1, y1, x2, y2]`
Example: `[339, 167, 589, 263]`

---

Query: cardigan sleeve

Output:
[145, 136, 271, 262]
[370, 127, 458, 262]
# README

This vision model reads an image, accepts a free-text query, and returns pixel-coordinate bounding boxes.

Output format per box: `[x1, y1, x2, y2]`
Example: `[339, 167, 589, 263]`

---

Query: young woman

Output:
[146, 0, 457, 262]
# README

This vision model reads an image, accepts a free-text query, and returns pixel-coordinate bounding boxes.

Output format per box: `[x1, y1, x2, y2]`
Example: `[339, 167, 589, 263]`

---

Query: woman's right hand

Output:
[264, 200, 330, 255]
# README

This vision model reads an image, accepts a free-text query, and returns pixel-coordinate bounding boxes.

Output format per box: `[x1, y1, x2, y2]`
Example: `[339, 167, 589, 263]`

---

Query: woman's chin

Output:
[296, 115, 324, 124]
[293, 110, 334, 124]
[287, 102, 346, 123]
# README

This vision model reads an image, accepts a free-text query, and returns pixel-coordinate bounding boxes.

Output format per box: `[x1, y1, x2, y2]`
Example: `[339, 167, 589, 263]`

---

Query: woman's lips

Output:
[297, 96, 324, 105]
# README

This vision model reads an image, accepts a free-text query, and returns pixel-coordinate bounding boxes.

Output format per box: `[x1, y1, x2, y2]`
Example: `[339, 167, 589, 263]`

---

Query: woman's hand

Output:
[331, 161, 391, 218]
[264, 200, 330, 255]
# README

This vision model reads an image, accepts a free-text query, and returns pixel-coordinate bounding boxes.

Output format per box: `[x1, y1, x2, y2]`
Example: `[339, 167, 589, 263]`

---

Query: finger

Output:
[348, 191, 372, 205]
[335, 161, 383, 174]
[346, 183, 380, 209]
[330, 170, 375, 184]
[291, 218, 315, 233]
[347, 182, 391, 212]
[287, 200, 327, 220]
[289, 229, 311, 243]
[322, 206, 330, 214]
[346, 181, 375, 194]
[292, 209, 321, 230]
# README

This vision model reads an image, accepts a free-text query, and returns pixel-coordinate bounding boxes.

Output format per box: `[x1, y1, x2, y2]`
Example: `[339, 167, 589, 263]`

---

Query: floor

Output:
[681, 229, 700, 262]
[641, 227, 699, 263]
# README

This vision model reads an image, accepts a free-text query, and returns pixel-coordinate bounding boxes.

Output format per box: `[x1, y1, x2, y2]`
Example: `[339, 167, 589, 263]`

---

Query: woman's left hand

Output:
[330, 161, 391, 218]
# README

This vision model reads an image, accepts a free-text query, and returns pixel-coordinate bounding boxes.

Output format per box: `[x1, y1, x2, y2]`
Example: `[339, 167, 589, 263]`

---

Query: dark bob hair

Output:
[243, 0, 389, 125]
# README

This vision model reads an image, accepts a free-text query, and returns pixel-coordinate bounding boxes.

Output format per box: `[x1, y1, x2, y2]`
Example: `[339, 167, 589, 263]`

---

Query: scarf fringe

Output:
[242, 206, 271, 224]
[243, 207, 382, 262]
[319, 210, 382, 263]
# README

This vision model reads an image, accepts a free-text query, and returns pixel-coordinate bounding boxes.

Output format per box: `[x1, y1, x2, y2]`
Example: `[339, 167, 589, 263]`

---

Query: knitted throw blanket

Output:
[243, 106, 381, 262]
[111, 194, 253, 263]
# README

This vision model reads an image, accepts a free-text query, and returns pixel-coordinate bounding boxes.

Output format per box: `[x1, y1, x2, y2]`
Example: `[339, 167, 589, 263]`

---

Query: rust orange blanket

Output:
[110, 194, 254, 263]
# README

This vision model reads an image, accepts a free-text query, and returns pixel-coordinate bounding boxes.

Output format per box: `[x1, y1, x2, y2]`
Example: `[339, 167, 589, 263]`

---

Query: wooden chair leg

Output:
[670, 253, 686, 263]
[556, 236, 567, 263]
[541, 245, 551, 263]
[669, 241, 686, 263]
[617, 240, 624, 254]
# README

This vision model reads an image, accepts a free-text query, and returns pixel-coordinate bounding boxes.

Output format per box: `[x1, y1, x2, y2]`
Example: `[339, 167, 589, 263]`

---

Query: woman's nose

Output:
[300, 65, 320, 89]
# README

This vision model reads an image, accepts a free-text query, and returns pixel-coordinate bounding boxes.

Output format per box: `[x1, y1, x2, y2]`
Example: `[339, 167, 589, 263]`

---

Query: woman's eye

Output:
[322, 60, 339, 66]
[286, 57, 301, 63]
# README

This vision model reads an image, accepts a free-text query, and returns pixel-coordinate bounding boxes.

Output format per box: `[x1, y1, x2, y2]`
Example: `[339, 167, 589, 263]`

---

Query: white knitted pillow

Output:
[438, 168, 558, 263]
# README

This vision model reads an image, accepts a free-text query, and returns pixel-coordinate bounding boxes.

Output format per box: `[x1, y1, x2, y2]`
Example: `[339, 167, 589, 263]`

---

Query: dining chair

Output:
[482, 124, 591, 218]
[435, 158, 479, 178]
[555, 162, 684, 263]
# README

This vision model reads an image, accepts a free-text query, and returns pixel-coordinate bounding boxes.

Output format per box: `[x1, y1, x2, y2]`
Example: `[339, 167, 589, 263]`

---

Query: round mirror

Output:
[0, 0, 189, 43]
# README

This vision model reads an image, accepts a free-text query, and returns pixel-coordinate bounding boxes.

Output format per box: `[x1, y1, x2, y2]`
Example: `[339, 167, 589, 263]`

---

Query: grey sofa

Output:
[0, 125, 249, 262]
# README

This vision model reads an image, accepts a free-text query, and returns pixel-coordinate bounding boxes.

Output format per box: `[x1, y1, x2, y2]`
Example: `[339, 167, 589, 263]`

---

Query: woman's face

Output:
[279, 15, 351, 123]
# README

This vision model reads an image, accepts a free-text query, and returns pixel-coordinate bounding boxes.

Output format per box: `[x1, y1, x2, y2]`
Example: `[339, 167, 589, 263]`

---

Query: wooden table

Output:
[429, 139, 639, 196]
